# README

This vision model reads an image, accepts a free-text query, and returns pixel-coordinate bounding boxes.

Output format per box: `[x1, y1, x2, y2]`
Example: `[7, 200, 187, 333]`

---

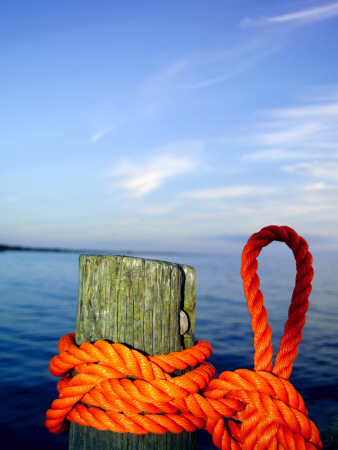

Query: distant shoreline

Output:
[0, 244, 76, 253]
[0, 244, 193, 257]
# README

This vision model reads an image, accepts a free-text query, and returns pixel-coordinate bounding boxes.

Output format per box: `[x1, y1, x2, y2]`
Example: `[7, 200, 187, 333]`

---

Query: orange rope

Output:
[46, 225, 322, 449]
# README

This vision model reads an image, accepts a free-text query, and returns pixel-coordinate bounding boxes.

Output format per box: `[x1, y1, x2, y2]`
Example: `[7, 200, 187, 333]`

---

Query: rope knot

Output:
[205, 369, 321, 448]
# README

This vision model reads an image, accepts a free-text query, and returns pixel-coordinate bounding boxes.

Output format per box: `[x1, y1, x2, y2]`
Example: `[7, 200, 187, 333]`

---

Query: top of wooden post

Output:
[75, 254, 196, 352]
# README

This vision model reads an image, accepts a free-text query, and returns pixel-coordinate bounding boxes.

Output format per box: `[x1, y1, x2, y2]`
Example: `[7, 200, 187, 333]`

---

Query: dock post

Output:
[68, 254, 198, 450]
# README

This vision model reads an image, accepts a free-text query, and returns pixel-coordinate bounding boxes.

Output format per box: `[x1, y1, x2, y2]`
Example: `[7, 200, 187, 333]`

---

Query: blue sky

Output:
[1, 1, 338, 252]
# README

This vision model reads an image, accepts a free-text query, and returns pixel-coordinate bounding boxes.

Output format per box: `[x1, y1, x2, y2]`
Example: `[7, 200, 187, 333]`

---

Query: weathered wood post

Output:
[68, 254, 198, 450]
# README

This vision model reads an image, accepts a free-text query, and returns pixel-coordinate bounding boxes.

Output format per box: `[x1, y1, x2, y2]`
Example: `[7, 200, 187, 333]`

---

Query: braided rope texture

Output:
[46, 225, 322, 449]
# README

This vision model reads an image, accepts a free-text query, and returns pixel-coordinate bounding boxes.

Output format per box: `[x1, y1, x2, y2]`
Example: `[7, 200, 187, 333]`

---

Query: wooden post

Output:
[69, 255, 198, 450]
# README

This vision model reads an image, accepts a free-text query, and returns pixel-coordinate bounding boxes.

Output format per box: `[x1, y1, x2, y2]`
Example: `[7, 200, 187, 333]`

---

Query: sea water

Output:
[0, 245, 337, 449]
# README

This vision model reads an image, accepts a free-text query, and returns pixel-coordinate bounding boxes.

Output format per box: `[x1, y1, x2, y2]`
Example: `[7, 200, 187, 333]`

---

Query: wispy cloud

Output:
[142, 203, 177, 216]
[284, 160, 338, 180]
[105, 142, 201, 197]
[254, 123, 327, 147]
[242, 92, 338, 167]
[182, 183, 338, 224]
[140, 43, 281, 99]
[242, 2, 338, 27]
[91, 124, 119, 143]
[177, 47, 282, 90]
[141, 58, 191, 97]
[273, 102, 338, 119]
[242, 149, 311, 161]
[182, 185, 255, 200]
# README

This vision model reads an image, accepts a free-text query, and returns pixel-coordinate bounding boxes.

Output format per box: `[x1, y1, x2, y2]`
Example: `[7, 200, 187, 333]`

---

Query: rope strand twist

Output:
[46, 225, 322, 449]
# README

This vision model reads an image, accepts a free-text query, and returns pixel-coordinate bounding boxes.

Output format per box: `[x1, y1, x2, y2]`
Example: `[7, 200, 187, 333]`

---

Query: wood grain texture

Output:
[69, 255, 198, 450]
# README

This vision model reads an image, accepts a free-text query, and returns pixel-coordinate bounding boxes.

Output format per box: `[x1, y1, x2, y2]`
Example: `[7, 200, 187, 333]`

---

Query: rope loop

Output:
[241, 225, 314, 379]
[46, 225, 322, 449]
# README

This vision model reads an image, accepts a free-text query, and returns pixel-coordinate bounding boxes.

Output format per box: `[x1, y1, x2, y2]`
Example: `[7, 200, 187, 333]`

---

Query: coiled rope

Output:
[46, 225, 322, 448]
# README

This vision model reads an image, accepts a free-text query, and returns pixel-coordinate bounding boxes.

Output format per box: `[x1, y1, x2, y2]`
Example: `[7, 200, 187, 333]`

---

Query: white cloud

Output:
[243, 91, 338, 165]
[182, 185, 255, 200]
[273, 102, 338, 119]
[242, 149, 309, 161]
[284, 160, 338, 180]
[106, 144, 201, 197]
[301, 182, 332, 191]
[254, 123, 326, 147]
[180, 194, 333, 222]
[242, 2, 338, 27]
[255, 102, 338, 144]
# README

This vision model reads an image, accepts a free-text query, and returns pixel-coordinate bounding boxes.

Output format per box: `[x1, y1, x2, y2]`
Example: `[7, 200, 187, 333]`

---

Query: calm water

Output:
[0, 244, 337, 449]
